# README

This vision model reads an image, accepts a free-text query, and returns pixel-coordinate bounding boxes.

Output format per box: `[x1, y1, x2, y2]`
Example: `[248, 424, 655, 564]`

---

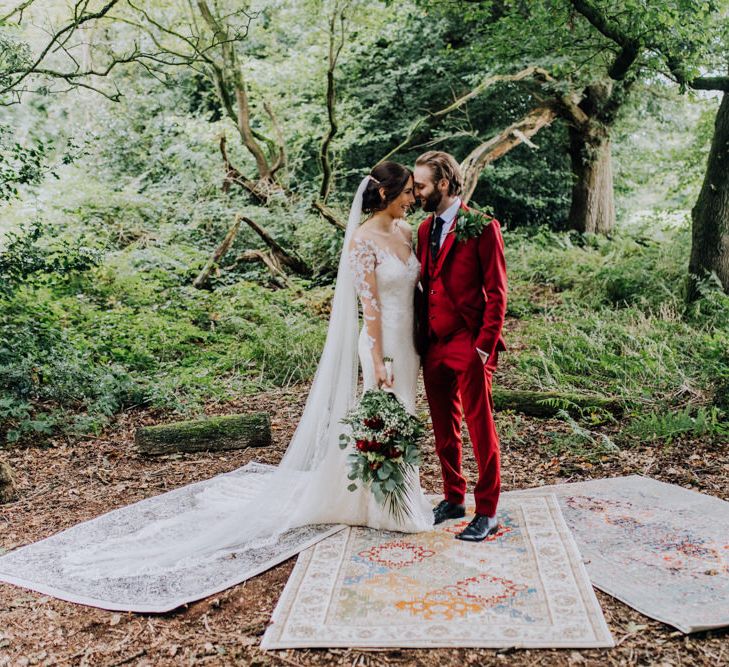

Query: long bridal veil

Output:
[62, 177, 371, 579]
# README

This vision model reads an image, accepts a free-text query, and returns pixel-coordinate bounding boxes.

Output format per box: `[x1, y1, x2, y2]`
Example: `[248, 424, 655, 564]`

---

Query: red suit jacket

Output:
[415, 202, 507, 361]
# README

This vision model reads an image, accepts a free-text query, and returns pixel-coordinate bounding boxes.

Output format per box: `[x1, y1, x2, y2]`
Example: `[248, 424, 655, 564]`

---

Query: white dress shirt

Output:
[436, 197, 462, 248]
[434, 198, 489, 365]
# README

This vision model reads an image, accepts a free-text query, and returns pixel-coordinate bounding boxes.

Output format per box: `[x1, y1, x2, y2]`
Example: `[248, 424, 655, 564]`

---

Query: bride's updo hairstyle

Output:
[361, 161, 413, 215]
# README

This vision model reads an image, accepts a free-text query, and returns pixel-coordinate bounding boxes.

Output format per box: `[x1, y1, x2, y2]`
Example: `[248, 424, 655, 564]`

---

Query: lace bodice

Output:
[348, 237, 419, 352]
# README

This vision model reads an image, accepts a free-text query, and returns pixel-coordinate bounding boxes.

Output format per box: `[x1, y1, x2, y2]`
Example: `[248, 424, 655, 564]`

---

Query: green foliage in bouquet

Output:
[339, 388, 425, 524]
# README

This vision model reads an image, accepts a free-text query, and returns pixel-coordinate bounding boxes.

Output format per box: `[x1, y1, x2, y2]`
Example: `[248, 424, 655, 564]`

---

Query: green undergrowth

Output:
[0, 222, 327, 444]
[504, 217, 729, 448]
[2, 211, 728, 449]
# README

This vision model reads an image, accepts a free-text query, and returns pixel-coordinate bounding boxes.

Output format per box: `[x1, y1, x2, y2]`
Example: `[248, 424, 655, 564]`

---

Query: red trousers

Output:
[423, 329, 501, 516]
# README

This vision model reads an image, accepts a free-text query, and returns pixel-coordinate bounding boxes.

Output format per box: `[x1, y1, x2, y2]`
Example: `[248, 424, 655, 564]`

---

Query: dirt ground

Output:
[1, 376, 728, 666]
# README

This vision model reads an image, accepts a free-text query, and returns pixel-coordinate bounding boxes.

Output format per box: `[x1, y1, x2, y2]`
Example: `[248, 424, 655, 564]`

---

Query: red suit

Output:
[416, 203, 507, 517]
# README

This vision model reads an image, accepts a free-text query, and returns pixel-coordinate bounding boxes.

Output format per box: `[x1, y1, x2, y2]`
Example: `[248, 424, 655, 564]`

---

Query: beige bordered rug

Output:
[261, 493, 613, 649]
[512, 475, 729, 633]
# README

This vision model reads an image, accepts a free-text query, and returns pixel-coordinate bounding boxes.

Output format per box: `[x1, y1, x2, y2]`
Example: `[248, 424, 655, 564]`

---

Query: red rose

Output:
[355, 439, 367, 451]
[364, 416, 385, 430]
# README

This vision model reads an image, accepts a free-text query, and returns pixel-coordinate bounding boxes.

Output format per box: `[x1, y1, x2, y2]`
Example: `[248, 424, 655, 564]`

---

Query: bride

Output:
[0, 162, 433, 609]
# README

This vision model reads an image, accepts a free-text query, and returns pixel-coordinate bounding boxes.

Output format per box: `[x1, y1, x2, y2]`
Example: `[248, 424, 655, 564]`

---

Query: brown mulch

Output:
[1, 376, 728, 666]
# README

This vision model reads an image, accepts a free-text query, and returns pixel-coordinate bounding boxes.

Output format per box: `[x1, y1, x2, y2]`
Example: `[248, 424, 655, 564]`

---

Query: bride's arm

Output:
[348, 237, 391, 387]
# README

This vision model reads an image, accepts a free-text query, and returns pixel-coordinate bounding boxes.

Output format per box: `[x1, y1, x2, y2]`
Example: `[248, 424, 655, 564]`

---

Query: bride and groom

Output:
[348, 150, 507, 542]
[0, 151, 507, 599]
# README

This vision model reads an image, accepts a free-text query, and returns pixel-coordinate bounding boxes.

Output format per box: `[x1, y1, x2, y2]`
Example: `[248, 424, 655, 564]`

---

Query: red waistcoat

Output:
[427, 252, 466, 339]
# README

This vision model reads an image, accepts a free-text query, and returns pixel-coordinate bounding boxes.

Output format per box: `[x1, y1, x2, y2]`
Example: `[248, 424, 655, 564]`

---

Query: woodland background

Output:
[1, 2, 729, 665]
[1, 0, 728, 450]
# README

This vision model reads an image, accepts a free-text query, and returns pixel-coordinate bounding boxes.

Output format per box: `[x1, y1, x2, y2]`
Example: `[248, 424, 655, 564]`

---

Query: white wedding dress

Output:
[295, 236, 433, 530]
[0, 177, 432, 612]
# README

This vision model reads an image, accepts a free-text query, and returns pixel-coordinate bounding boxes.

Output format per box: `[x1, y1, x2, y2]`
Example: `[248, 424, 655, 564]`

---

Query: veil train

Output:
[0, 178, 372, 599]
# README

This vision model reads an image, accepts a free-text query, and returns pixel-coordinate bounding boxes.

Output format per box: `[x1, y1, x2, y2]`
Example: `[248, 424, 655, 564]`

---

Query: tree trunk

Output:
[0, 460, 16, 503]
[135, 413, 271, 456]
[567, 122, 616, 234]
[492, 388, 622, 418]
[687, 92, 729, 301]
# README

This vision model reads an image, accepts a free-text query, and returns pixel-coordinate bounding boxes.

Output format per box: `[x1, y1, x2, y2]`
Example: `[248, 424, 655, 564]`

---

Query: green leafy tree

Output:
[553, 1, 729, 296]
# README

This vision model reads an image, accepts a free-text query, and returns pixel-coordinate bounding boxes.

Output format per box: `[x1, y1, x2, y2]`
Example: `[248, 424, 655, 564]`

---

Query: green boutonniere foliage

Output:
[453, 206, 493, 243]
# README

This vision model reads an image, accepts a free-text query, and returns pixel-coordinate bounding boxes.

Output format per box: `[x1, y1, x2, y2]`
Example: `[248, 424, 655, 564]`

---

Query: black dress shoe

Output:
[455, 514, 499, 542]
[433, 500, 466, 525]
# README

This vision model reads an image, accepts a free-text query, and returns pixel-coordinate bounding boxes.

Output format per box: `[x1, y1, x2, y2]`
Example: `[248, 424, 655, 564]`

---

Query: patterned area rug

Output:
[261, 494, 613, 649]
[512, 475, 729, 633]
[0, 462, 343, 612]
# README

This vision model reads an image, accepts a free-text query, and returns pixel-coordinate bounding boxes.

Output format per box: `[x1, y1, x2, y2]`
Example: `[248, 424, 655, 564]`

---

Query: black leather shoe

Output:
[455, 514, 499, 542]
[433, 499, 466, 525]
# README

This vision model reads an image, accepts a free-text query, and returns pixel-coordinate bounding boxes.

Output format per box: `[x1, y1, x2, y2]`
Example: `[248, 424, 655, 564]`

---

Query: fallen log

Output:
[135, 413, 272, 456]
[492, 388, 623, 418]
[235, 249, 290, 287]
[0, 460, 16, 503]
[240, 215, 312, 277]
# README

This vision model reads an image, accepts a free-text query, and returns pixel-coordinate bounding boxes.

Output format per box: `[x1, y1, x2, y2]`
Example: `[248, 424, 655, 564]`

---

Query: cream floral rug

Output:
[513, 475, 729, 633]
[261, 494, 613, 649]
[0, 462, 343, 612]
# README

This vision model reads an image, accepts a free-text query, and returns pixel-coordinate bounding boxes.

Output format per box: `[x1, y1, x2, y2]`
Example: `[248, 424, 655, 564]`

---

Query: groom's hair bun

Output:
[415, 151, 463, 196]
[362, 161, 413, 214]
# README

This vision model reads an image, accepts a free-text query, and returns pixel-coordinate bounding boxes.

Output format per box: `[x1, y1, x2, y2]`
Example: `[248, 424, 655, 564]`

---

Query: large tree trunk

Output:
[567, 122, 616, 234]
[688, 92, 729, 301]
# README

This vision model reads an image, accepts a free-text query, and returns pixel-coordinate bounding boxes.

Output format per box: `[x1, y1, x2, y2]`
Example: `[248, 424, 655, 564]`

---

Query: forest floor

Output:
[1, 332, 729, 665]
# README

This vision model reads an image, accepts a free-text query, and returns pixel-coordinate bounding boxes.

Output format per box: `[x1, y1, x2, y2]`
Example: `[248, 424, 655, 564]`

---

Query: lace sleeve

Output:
[348, 237, 383, 362]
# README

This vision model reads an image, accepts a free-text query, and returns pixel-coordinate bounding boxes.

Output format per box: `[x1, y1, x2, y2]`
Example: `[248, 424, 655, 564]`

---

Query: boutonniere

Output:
[453, 206, 493, 243]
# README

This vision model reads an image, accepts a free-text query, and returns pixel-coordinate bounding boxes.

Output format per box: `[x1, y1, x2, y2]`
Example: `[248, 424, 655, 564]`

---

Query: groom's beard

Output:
[421, 189, 442, 213]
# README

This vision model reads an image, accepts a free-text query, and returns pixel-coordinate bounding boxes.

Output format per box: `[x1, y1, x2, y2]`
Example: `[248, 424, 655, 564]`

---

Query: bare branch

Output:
[193, 214, 242, 289]
[461, 103, 559, 202]
[319, 0, 352, 201]
[1, 0, 121, 97]
[312, 199, 346, 230]
[239, 216, 311, 276]
[0, 0, 38, 24]
[380, 66, 554, 162]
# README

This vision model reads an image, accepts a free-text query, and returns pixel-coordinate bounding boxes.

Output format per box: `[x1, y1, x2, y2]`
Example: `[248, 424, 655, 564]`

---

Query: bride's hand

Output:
[375, 362, 394, 388]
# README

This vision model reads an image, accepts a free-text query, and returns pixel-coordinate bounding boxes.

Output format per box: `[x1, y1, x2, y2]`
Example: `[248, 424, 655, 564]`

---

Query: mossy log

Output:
[492, 388, 622, 418]
[0, 460, 16, 503]
[135, 413, 271, 456]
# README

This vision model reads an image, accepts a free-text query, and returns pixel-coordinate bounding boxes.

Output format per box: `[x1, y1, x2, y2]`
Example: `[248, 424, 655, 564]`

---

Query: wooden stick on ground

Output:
[193, 214, 243, 289]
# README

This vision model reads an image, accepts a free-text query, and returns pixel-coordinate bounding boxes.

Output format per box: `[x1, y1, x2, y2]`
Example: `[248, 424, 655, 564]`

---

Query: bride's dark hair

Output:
[361, 161, 413, 214]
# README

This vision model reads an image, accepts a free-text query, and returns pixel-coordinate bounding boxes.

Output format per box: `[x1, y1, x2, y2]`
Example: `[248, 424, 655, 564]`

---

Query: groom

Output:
[413, 151, 507, 542]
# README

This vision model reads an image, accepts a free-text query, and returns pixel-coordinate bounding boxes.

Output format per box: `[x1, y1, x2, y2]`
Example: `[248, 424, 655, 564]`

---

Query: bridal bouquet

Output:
[339, 382, 425, 522]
